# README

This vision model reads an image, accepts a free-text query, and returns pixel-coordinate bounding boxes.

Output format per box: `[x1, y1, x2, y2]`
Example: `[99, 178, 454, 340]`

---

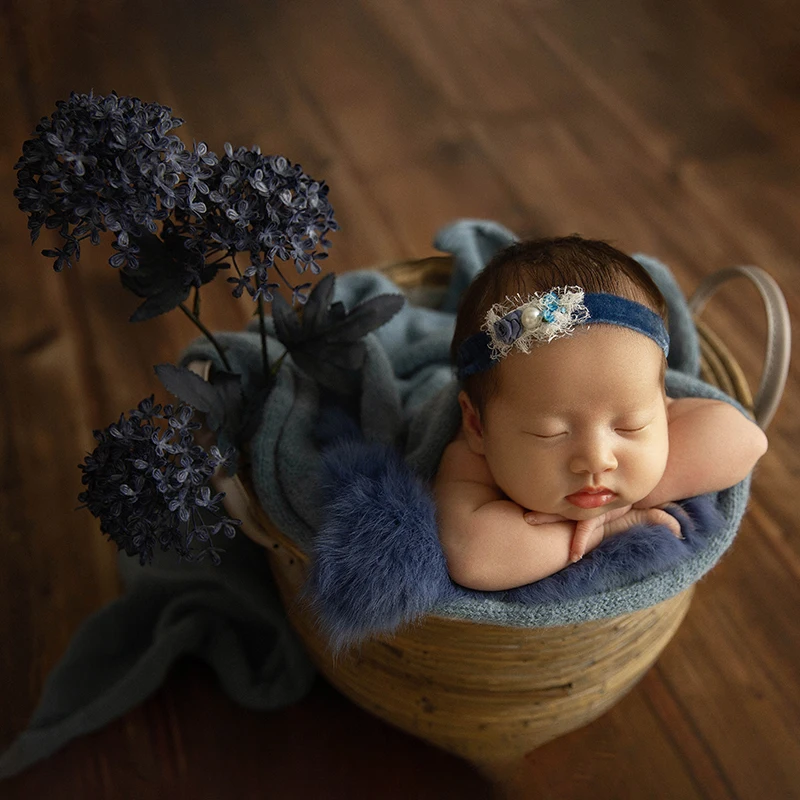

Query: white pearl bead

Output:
[521, 305, 542, 330]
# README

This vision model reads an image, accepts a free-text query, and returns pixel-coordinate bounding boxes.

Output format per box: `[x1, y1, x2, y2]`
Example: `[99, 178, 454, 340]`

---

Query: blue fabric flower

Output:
[494, 312, 522, 343]
[541, 292, 559, 323]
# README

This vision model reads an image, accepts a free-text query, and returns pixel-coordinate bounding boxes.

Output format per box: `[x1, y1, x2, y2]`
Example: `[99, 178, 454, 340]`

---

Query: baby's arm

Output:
[635, 397, 768, 508]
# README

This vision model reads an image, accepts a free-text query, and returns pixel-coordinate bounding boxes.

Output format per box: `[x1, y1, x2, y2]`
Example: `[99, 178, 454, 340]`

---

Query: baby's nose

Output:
[570, 437, 618, 474]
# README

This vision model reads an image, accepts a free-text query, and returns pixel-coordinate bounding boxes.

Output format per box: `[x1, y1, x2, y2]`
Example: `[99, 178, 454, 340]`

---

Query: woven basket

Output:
[209, 257, 788, 775]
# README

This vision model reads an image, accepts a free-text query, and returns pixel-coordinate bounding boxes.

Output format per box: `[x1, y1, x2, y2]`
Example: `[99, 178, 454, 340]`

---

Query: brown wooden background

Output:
[2, 1, 799, 798]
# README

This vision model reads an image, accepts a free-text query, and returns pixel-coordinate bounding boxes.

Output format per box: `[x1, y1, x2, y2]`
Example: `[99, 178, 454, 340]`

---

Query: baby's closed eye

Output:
[613, 417, 655, 434]
[524, 430, 567, 440]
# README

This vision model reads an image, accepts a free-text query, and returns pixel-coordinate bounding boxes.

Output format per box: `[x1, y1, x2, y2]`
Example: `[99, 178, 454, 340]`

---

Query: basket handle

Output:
[688, 266, 791, 430]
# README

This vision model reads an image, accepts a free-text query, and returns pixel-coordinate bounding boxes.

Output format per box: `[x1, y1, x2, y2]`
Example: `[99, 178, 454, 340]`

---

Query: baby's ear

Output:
[458, 390, 485, 455]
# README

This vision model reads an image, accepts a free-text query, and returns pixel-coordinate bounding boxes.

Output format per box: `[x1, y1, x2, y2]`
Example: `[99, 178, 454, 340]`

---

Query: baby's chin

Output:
[558, 505, 620, 521]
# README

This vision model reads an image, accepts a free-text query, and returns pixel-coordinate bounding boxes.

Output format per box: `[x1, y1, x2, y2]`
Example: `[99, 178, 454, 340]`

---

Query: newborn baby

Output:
[434, 236, 767, 591]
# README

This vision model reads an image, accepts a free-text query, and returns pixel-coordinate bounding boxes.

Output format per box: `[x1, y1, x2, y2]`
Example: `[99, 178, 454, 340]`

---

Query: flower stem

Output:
[257, 295, 271, 384]
[178, 303, 233, 372]
[205, 254, 231, 266]
[270, 349, 288, 376]
[274, 263, 293, 292]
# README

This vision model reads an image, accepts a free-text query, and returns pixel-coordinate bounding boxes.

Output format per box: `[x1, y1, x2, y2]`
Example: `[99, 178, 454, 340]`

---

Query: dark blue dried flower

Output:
[15, 92, 338, 316]
[78, 397, 240, 566]
[14, 91, 216, 271]
[177, 144, 339, 301]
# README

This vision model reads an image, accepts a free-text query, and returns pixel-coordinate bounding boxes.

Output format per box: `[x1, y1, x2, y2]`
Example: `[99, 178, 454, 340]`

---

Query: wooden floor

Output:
[1, 1, 799, 797]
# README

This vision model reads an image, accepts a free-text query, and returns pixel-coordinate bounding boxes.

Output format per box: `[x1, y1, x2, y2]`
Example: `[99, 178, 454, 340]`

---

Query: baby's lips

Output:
[565, 489, 618, 509]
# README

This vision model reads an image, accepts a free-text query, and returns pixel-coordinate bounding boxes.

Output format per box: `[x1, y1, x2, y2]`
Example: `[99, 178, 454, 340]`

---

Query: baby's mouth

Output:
[565, 486, 618, 509]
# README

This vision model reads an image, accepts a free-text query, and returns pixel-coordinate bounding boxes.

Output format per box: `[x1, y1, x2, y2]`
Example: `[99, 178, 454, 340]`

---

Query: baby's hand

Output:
[600, 504, 683, 542]
[524, 507, 632, 563]
[569, 506, 632, 562]
[523, 504, 683, 565]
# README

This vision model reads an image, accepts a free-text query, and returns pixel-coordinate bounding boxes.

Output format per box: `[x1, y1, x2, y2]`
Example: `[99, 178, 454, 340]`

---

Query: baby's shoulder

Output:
[436, 430, 496, 488]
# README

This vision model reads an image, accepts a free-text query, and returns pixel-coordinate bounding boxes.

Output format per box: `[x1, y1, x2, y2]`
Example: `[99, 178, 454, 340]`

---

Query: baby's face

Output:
[468, 325, 669, 520]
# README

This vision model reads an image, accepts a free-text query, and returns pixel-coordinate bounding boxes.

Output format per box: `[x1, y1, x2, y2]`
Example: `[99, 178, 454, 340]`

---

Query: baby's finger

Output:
[601, 505, 632, 524]
[601, 514, 640, 539]
[600, 508, 674, 540]
[645, 508, 683, 539]
[569, 520, 593, 562]
[654, 502, 686, 526]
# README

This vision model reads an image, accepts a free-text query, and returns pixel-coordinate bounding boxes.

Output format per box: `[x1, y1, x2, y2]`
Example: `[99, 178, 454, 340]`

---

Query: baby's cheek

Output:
[500, 471, 552, 512]
[487, 462, 528, 504]
[636, 447, 669, 498]
[495, 474, 528, 506]
[485, 444, 557, 511]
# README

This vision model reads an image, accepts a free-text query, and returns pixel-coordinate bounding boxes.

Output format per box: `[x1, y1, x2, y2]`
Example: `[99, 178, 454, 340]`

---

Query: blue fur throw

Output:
[304, 410, 726, 649]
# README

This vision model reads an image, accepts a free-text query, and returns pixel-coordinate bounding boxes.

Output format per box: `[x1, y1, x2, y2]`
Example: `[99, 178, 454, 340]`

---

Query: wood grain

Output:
[1, 1, 798, 798]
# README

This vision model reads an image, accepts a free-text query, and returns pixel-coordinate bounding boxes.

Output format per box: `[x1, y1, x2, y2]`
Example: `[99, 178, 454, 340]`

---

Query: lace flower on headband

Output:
[483, 286, 590, 360]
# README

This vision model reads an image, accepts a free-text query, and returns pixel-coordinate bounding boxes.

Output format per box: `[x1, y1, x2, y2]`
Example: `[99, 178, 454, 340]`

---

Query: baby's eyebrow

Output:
[615, 405, 654, 415]
[518, 418, 568, 433]
[617, 401, 661, 415]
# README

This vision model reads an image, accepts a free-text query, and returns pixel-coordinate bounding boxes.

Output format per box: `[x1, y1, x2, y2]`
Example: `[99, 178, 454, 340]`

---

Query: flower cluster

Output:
[174, 143, 339, 305]
[13, 91, 209, 271]
[483, 287, 589, 360]
[14, 91, 338, 306]
[491, 292, 568, 343]
[78, 397, 240, 566]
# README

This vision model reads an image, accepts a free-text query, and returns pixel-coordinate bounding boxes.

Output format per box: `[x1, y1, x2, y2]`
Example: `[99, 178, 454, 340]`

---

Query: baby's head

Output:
[451, 236, 671, 519]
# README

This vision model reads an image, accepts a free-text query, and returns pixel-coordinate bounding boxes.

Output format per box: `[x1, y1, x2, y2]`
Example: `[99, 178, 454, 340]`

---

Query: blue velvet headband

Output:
[456, 286, 670, 380]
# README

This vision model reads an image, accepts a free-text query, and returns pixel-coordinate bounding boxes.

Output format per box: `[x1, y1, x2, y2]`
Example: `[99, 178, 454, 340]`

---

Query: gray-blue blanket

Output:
[0, 219, 750, 779]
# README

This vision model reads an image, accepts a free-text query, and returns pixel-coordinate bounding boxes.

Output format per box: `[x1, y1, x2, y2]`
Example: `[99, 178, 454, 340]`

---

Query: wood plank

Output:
[131, 3, 407, 275]
[0, 9, 122, 747]
[508, 684, 713, 799]
[240, 0, 533, 253]
[662, 582, 800, 798]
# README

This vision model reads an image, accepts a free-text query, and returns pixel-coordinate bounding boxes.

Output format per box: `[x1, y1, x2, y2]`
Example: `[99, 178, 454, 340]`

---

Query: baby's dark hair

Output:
[451, 235, 669, 416]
